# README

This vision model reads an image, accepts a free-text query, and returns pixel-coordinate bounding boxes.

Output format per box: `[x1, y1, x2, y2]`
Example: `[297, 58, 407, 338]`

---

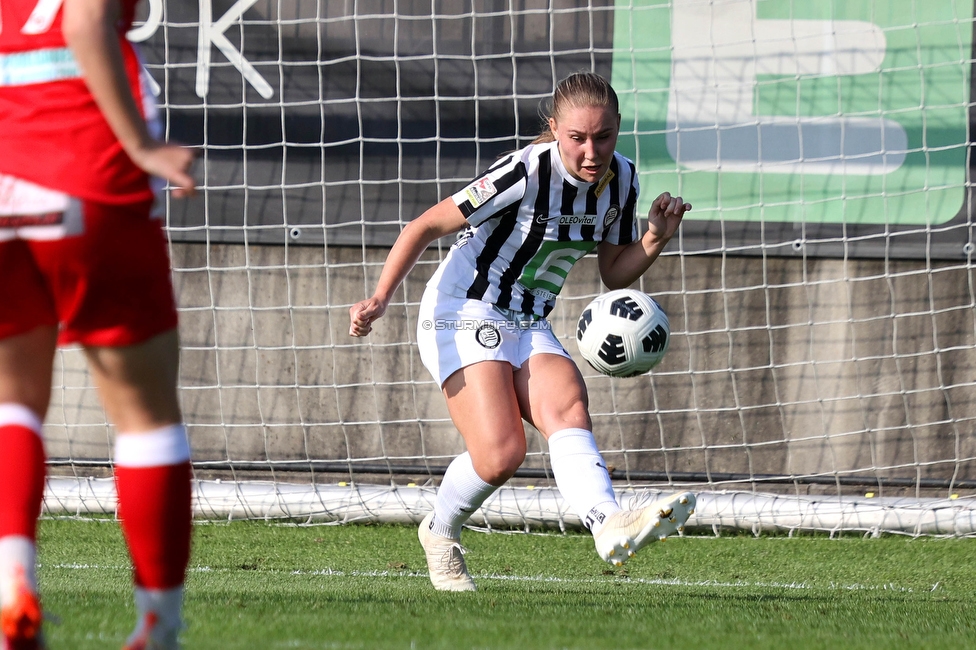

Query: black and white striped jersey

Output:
[427, 140, 640, 318]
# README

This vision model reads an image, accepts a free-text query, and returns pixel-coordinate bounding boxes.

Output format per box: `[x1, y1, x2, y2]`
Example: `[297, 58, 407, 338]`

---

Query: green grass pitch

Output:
[35, 518, 976, 649]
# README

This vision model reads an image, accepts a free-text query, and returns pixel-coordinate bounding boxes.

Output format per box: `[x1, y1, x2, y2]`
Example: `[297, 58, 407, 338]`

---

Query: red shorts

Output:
[0, 198, 178, 347]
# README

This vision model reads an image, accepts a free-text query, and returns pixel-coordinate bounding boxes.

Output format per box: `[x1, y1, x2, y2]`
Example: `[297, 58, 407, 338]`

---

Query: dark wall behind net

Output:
[146, 0, 615, 246]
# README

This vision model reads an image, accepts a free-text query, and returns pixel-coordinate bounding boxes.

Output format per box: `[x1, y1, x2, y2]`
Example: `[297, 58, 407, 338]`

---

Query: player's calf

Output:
[114, 428, 191, 650]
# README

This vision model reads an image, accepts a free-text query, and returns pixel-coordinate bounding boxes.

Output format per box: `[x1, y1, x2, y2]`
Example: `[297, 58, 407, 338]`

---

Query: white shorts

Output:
[417, 288, 571, 387]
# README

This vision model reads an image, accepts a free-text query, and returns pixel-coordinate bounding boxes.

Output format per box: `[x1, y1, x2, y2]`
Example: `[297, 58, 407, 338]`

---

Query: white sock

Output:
[431, 452, 497, 539]
[0, 535, 37, 605]
[548, 428, 620, 535]
[129, 585, 183, 646]
[114, 425, 191, 467]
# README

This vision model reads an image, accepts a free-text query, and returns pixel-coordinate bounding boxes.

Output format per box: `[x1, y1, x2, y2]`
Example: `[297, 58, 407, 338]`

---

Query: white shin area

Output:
[431, 452, 497, 539]
[547, 428, 621, 535]
[0, 535, 37, 606]
[130, 585, 184, 644]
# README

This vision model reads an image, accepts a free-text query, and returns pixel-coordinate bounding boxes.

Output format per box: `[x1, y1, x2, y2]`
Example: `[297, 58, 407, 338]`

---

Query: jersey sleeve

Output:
[602, 158, 640, 246]
[451, 153, 527, 227]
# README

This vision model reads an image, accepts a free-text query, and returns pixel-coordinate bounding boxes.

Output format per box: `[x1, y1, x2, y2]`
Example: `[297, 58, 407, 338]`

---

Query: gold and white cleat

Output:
[593, 492, 696, 566]
[418, 512, 477, 592]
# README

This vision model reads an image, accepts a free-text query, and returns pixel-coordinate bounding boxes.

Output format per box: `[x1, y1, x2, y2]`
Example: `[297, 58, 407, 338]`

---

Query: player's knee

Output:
[473, 440, 525, 485]
[536, 396, 591, 435]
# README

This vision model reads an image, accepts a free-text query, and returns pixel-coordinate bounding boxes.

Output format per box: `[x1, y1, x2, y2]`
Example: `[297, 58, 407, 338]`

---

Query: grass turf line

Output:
[35, 518, 976, 649]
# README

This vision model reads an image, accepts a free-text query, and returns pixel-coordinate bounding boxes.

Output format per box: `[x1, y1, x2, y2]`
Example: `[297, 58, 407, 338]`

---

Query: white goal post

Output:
[42, 0, 976, 536]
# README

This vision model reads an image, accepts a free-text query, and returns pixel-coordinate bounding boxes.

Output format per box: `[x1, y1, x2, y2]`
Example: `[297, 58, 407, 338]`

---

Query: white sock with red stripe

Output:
[0, 404, 45, 607]
[127, 586, 183, 648]
[114, 425, 192, 644]
[548, 428, 621, 535]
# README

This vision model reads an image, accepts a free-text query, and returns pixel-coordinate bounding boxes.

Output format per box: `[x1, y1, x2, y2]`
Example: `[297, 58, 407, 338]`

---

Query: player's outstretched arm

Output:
[597, 191, 690, 289]
[62, 0, 196, 197]
[349, 198, 467, 337]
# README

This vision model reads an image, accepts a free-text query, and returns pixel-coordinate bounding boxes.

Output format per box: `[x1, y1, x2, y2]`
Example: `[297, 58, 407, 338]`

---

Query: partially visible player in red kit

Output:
[0, 0, 196, 648]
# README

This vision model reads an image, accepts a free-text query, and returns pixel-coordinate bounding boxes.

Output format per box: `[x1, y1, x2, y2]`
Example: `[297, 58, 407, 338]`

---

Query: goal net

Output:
[43, 0, 976, 536]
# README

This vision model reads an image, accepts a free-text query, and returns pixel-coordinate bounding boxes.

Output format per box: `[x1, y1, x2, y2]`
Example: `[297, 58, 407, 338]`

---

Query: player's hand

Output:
[349, 296, 388, 337]
[128, 140, 197, 198]
[645, 191, 691, 244]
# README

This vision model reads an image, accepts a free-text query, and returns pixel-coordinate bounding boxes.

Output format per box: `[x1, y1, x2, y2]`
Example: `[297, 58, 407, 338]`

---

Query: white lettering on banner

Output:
[126, 0, 273, 99]
[668, 0, 906, 176]
[126, 0, 162, 43]
[2, 0, 273, 99]
[195, 0, 273, 99]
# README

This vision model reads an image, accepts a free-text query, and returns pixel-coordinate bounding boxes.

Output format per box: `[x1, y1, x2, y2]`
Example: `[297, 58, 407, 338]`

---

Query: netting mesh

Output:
[43, 0, 976, 534]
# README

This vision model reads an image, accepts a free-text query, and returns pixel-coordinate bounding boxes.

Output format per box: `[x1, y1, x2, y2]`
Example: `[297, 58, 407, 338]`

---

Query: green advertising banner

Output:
[612, 0, 973, 232]
[172, 1, 972, 257]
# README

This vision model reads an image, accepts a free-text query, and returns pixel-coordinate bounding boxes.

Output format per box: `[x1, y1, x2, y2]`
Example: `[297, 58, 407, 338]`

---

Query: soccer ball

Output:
[575, 289, 670, 377]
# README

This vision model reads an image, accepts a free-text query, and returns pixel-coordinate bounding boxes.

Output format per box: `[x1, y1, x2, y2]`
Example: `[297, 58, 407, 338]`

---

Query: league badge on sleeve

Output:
[464, 177, 497, 208]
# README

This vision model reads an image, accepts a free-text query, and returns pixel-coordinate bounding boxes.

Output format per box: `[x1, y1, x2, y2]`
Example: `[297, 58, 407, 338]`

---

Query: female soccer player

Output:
[350, 72, 695, 591]
[0, 0, 195, 647]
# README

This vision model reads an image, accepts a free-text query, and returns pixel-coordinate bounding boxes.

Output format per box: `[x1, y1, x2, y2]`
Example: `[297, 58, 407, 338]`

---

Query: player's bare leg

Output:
[0, 326, 57, 650]
[515, 353, 622, 532]
[85, 329, 192, 650]
[84, 329, 182, 433]
[0, 327, 57, 420]
[516, 353, 694, 564]
[418, 361, 526, 591]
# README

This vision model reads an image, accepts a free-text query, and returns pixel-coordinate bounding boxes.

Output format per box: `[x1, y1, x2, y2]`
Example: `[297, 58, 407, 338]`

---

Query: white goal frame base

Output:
[43, 478, 976, 537]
